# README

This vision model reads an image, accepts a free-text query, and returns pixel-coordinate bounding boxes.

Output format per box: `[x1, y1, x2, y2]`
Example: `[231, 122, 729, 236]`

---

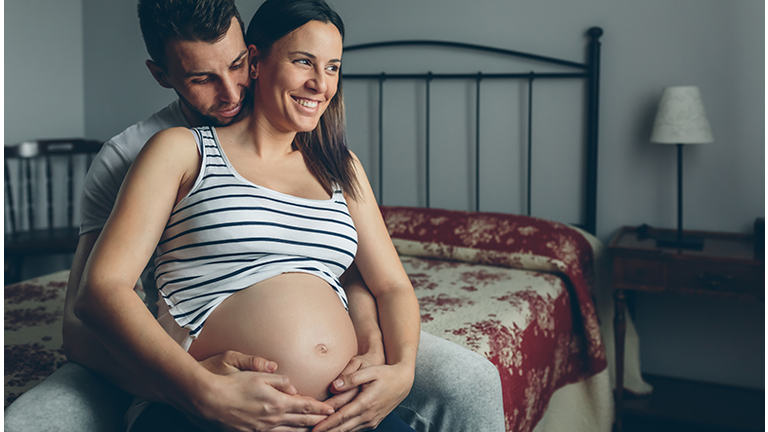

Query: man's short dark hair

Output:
[138, 0, 244, 66]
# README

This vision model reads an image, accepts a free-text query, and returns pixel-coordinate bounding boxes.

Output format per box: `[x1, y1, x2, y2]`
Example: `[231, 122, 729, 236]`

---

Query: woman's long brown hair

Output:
[246, 0, 361, 200]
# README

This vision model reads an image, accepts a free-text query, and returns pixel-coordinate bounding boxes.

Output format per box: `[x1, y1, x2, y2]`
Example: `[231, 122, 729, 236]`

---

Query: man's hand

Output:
[312, 361, 414, 432]
[199, 350, 278, 376]
[196, 371, 336, 432]
[192, 351, 336, 432]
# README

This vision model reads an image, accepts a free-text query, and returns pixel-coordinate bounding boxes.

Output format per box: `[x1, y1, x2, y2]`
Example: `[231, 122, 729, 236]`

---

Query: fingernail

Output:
[333, 379, 343, 389]
[266, 361, 277, 372]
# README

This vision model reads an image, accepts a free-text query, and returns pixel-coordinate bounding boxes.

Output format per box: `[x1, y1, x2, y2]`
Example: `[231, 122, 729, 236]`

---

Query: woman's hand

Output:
[312, 361, 414, 432]
[321, 351, 380, 410]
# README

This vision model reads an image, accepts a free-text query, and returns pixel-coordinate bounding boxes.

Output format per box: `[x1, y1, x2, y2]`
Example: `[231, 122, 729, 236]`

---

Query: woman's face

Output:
[251, 20, 343, 134]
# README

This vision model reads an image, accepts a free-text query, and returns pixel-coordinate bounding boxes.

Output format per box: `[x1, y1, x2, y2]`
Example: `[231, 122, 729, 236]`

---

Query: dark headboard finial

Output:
[588, 27, 604, 40]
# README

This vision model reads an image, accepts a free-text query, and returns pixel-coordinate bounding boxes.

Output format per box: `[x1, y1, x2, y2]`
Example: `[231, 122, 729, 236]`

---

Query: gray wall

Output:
[5, 0, 85, 143]
[5, 0, 764, 389]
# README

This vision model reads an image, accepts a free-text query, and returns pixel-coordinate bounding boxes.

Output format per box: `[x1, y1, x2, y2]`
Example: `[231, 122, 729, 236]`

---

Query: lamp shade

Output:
[650, 86, 713, 144]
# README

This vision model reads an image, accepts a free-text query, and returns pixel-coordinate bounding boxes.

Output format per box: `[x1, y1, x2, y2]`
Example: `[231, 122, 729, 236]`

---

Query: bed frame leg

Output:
[614, 289, 627, 432]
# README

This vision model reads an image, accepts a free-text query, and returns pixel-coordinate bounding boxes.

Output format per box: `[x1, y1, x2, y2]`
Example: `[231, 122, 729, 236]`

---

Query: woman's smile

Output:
[293, 96, 321, 109]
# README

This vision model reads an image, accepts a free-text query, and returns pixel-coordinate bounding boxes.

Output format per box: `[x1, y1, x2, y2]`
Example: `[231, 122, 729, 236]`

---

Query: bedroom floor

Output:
[621, 375, 764, 432]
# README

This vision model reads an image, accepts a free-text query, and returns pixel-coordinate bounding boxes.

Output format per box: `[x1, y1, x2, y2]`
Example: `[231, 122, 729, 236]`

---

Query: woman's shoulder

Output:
[135, 127, 201, 172]
[141, 127, 198, 155]
[148, 126, 198, 145]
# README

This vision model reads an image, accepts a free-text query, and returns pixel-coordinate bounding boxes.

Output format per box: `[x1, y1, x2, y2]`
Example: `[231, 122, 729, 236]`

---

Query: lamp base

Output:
[655, 231, 705, 250]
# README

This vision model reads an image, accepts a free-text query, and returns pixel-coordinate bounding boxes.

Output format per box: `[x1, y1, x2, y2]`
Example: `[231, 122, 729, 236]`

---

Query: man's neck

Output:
[180, 102, 208, 128]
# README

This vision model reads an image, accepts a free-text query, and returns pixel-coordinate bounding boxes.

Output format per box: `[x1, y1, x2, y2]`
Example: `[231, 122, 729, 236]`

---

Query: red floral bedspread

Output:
[4, 271, 70, 407]
[380, 206, 608, 432]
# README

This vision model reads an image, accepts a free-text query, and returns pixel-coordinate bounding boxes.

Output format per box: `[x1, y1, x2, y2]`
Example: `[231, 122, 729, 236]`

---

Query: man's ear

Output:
[248, 45, 259, 80]
[146, 59, 173, 89]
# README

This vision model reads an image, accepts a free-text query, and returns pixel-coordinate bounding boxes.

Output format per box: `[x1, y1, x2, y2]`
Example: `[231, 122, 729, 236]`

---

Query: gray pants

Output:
[5, 331, 504, 432]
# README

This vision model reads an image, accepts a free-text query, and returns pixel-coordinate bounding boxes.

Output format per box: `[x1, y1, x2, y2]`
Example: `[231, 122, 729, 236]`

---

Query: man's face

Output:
[149, 17, 251, 127]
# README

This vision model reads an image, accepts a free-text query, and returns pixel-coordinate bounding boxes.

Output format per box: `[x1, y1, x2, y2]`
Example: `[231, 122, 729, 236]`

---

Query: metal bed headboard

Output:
[342, 27, 603, 235]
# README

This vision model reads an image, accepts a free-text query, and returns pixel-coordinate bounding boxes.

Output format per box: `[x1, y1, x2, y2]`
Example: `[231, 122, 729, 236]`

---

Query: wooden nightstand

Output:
[608, 226, 764, 432]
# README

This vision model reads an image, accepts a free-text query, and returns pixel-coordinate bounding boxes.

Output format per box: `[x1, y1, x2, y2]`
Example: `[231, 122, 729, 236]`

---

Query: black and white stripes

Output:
[154, 127, 357, 340]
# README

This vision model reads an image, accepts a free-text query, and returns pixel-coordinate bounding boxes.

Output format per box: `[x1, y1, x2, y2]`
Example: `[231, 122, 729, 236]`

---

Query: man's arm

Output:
[62, 231, 157, 398]
[342, 263, 385, 364]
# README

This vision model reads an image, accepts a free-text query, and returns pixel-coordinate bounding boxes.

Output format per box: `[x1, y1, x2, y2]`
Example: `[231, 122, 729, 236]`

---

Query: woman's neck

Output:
[223, 111, 298, 161]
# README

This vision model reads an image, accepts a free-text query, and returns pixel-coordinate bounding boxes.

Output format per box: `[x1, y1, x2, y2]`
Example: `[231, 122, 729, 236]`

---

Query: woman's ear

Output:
[248, 45, 259, 80]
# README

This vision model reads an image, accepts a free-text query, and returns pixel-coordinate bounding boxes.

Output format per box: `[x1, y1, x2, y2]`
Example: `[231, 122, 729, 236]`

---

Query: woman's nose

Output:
[307, 70, 328, 94]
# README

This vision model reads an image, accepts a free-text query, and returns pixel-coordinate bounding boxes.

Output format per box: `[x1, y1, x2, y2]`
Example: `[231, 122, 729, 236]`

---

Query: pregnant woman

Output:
[75, 0, 421, 430]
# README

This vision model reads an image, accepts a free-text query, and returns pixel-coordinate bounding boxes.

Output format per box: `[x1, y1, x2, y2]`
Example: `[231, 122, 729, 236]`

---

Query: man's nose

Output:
[219, 74, 240, 102]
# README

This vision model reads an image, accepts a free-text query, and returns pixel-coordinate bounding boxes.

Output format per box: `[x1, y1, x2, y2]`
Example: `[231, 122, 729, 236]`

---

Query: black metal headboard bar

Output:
[343, 40, 589, 70]
[585, 27, 603, 235]
[342, 72, 587, 80]
[527, 75, 535, 219]
[343, 28, 602, 234]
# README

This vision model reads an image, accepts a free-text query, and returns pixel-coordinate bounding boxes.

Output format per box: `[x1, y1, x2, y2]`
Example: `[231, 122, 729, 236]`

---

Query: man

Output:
[4, 0, 504, 431]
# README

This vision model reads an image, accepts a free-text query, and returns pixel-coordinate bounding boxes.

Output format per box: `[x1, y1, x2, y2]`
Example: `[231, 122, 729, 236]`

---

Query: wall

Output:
[7, 0, 764, 389]
[5, 0, 85, 144]
[82, 0, 175, 141]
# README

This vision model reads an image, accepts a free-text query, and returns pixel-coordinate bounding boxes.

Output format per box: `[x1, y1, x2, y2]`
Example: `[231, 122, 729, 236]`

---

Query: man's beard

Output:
[176, 90, 252, 127]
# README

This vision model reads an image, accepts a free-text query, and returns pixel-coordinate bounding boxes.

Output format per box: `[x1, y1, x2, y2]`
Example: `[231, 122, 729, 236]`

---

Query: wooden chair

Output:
[4, 139, 103, 283]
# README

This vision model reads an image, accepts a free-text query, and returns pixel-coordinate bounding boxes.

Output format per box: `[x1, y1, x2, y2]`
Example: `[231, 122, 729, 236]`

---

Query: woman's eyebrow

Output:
[292, 51, 341, 63]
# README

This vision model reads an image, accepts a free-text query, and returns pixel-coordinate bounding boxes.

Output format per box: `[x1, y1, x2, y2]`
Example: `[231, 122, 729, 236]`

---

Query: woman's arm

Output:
[75, 128, 211, 406]
[315, 153, 421, 432]
[74, 128, 334, 430]
[346, 153, 420, 370]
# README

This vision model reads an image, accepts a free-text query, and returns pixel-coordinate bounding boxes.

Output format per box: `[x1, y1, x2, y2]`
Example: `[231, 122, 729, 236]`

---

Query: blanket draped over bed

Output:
[380, 206, 608, 431]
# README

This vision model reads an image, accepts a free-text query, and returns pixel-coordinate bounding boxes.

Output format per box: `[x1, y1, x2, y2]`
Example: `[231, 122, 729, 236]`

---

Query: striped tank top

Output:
[154, 126, 357, 342]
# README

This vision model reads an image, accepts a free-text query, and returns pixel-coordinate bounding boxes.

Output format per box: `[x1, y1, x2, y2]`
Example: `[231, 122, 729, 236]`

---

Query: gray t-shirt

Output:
[80, 99, 188, 314]
[80, 99, 188, 235]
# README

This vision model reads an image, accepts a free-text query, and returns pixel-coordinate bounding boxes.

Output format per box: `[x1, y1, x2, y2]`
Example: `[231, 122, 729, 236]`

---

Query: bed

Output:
[4, 26, 652, 432]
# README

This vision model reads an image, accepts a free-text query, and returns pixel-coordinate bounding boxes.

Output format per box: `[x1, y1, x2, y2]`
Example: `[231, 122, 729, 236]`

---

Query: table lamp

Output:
[650, 86, 713, 249]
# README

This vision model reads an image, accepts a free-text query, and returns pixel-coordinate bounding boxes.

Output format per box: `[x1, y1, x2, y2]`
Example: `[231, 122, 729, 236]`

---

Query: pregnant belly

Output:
[187, 272, 358, 401]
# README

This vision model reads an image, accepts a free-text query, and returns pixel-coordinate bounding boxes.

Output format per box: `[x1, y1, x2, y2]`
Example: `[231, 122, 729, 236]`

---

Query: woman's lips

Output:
[293, 96, 319, 108]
